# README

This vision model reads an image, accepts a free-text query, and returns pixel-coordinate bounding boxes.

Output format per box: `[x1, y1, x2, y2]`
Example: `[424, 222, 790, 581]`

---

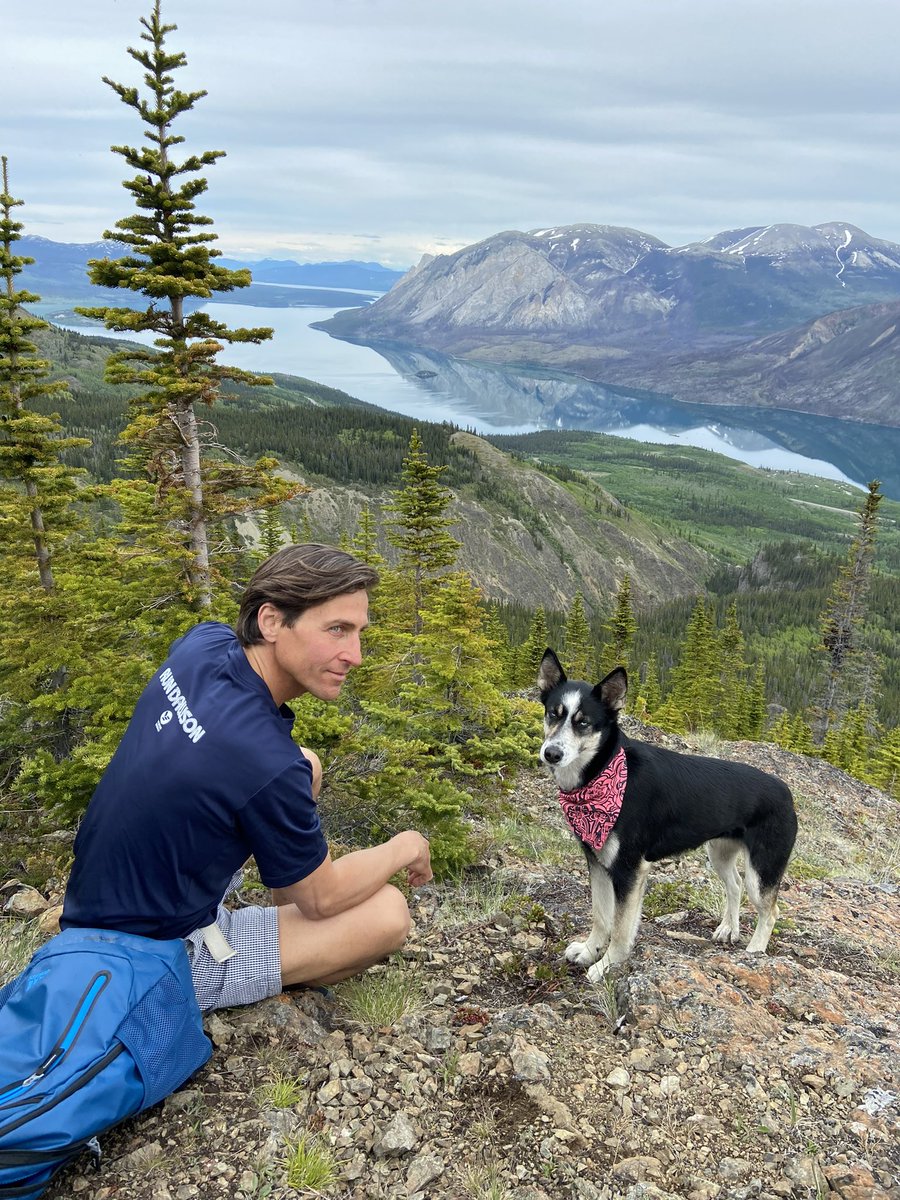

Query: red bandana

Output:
[558, 747, 627, 852]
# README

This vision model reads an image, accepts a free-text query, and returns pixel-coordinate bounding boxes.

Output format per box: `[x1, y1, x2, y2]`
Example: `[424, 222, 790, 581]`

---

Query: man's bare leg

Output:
[273, 883, 411, 986]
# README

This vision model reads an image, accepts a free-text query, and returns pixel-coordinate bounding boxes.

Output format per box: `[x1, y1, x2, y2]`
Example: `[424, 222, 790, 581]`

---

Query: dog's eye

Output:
[575, 717, 592, 729]
[552, 706, 564, 720]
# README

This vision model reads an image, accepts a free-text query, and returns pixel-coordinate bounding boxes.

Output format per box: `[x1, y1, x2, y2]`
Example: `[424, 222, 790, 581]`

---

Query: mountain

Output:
[596, 297, 900, 426]
[217, 256, 404, 291]
[16, 237, 404, 307]
[317, 222, 900, 425]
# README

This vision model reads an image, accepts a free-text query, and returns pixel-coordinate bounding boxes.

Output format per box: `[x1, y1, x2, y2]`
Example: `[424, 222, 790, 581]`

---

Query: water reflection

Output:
[366, 342, 899, 497]
[49, 301, 900, 499]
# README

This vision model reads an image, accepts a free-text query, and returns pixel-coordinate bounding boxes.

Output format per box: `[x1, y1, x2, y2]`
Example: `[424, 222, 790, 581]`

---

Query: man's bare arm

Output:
[271, 831, 432, 920]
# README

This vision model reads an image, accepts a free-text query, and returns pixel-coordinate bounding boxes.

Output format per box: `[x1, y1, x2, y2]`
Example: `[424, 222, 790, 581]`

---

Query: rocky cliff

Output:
[240, 430, 711, 616]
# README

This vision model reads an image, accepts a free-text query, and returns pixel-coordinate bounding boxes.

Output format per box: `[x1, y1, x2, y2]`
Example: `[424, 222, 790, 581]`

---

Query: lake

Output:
[51, 302, 900, 500]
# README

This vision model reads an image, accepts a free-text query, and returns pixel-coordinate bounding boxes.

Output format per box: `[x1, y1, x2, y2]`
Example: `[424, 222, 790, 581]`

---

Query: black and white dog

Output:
[538, 649, 797, 981]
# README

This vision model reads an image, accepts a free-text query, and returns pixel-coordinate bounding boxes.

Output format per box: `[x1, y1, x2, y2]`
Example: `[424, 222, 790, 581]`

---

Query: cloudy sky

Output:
[6, 0, 900, 268]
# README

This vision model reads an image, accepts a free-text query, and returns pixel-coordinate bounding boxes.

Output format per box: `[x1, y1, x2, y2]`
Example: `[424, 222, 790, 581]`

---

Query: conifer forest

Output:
[1, 2, 898, 896]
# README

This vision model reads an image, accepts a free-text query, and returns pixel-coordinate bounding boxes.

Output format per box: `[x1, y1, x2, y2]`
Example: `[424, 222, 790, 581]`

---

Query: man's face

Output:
[268, 590, 369, 702]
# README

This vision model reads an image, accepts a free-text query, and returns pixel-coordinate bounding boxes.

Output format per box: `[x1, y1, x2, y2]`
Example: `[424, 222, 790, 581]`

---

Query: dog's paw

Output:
[565, 940, 598, 967]
[712, 921, 740, 944]
[586, 956, 613, 983]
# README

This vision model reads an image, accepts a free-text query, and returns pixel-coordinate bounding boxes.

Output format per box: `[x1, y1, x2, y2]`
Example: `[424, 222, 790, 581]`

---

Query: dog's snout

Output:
[542, 745, 563, 765]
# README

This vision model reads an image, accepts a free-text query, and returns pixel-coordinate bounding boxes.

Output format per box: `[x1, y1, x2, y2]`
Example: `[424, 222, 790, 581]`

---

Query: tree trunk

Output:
[26, 479, 55, 593]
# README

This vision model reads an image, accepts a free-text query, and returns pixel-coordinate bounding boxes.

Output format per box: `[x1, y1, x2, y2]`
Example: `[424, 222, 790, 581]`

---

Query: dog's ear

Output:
[538, 648, 566, 699]
[594, 666, 627, 712]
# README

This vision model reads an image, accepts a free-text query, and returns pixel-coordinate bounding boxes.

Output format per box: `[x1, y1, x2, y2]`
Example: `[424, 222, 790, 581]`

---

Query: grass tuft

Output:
[432, 871, 520, 930]
[255, 1069, 305, 1110]
[462, 1161, 513, 1200]
[0, 919, 43, 987]
[337, 960, 426, 1028]
[283, 1131, 338, 1192]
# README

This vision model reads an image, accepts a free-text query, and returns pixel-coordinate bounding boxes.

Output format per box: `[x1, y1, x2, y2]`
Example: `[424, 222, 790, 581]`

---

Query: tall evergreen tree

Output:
[563, 591, 595, 681]
[351, 504, 385, 567]
[661, 598, 721, 732]
[76, 1, 295, 609]
[634, 653, 661, 719]
[519, 606, 550, 687]
[256, 503, 285, 561]
[813, 481, 883, 739]
[0, 156, 86, 592]
[718, 602, 750, 738]
[384, 428, 460, 634]
[598, 575, 637, 676]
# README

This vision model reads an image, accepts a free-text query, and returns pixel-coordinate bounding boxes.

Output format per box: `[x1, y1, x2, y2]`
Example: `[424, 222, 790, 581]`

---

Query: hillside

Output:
[316, 222, 900, 427]
[30, 323, 900, 723]
[5, 729, 898, 1200]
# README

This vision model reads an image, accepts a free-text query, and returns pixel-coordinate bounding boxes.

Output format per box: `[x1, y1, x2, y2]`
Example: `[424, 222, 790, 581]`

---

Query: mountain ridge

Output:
[318, 221, 900, 426]
[16, 236, 405, 304]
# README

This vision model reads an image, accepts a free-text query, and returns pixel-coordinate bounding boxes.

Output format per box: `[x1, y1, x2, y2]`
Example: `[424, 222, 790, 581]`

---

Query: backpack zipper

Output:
[0, 971, 111, 1108]
[0, 1041, 125, 1142]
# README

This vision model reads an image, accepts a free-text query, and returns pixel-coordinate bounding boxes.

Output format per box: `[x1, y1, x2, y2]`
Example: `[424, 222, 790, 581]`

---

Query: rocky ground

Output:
[4, 729, 899, 1200]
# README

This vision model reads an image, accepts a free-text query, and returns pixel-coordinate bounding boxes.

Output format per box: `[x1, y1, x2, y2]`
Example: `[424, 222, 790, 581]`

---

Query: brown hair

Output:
[235, 543, 379, 646]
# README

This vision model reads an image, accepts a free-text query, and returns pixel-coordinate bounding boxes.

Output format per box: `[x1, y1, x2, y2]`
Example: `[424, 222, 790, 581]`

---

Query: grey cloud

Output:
[5, 0, 900, 265]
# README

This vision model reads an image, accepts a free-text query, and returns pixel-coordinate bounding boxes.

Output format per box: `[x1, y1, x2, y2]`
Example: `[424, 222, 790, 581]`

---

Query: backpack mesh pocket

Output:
[117, 970, 210, 1109]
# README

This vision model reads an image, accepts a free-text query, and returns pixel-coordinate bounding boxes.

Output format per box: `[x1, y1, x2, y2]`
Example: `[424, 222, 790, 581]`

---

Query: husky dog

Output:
[538, 649, 797, 981]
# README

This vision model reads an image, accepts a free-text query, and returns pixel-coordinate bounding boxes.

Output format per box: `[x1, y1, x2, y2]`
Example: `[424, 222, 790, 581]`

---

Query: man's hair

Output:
[235, 543, 379, 646]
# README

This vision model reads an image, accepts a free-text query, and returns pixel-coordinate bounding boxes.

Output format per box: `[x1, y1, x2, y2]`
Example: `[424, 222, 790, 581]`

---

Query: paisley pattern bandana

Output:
[558, 747, 627, 853]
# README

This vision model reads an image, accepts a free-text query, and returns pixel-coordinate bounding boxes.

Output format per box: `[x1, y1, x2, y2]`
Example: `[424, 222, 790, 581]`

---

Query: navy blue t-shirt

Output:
[62, 622, 329, 939]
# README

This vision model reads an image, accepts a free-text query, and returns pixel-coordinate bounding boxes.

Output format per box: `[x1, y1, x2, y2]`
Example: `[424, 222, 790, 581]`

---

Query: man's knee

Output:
[300, 747, 322, 797]
[380, 884, 412, 950]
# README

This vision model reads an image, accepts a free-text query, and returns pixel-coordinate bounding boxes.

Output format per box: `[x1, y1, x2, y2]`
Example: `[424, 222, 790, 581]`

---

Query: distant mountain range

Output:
[318, 223, 900, 427]
[16, 236, 405, 308]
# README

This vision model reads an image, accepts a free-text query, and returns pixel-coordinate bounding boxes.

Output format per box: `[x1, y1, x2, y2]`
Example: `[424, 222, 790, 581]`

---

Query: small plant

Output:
[498, 951, 525, 978]
[453, 1004, 491, 1026]
[590, 973, 623, 1030]
[432, 871, 518, 930]
[692, 729, 725, 756]
[256, 1069, 305, 1110]
[0, 919, 43, 987]
[462, 1161, 512, 1200]
[337, 960, 425, 1028]
[283, 1132, 338, 1193]
[500, 893, 547, 927]
[469, 1099, 498, 1143]
[439, 1049, 461, 1092]
[643, 878, 700, 918]
[532, 961, 565, 983]
[485, 816, 575, 866]
[788, 856, 831, 882]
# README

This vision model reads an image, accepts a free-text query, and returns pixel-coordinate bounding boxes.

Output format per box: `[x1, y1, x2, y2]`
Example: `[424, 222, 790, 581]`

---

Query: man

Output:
[62, 544, 432, 1012]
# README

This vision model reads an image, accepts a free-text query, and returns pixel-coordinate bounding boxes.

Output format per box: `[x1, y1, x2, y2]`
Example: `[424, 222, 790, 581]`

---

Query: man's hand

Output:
[402, 831, 433, 888]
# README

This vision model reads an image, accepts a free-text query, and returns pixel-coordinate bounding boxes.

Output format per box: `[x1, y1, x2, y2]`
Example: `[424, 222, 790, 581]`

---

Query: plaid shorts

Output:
[184, 874, 282, 1013]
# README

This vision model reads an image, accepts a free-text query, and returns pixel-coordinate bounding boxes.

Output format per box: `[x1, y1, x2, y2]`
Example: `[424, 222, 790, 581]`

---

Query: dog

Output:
[538, 649, 797, 981]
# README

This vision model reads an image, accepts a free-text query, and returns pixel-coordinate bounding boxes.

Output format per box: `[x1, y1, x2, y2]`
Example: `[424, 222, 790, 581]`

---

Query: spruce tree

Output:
[563, 591, 595, 681]
[520, 607, 550, 687]
[351, 504, 385, 567]
[77, 1, 294, 608]
[634, 653, 662, 719]
[0, 156, 87, 592]
[813, 481, 883, 740]
[598, 575, 637, 676]
[256, 503, 285, 561]
[718, 602, 750, 738]
[384, 428, 460, 634]
[870, 725, 900, 799]
[663, 598, 721, 731]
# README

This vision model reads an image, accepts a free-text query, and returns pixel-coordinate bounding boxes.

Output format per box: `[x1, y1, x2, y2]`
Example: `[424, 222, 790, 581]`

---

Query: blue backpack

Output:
[0, 926, 212, 1199]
